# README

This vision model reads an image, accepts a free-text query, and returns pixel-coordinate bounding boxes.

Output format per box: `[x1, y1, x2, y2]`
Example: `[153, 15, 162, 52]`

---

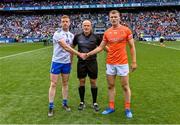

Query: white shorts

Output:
[106, 64, 129, 76]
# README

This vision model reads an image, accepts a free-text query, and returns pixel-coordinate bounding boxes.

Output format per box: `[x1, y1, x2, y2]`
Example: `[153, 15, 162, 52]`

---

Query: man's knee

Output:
[61, 74, 70, 87]
[108, 84, 115, 90]
[79, 79, 85, 86]
[121, 84, 129, 92]
[62, 79, 68, 85]
[62, 79, 68, 87]
[50, 74, 58, 84]
[90, 79, 97, 88]
[50, 81, 57, 88]
[121, 76, 129, 91]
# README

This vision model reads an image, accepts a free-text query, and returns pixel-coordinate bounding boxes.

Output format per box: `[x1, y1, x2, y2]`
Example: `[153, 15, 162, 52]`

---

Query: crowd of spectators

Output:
[121, 10, 180, 38]
[0, 10, 179, 39]
[0, 0, 179, 8]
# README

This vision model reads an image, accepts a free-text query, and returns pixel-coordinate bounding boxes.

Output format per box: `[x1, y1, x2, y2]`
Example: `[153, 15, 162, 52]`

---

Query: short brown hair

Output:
[109, 10, 120, 16]
[61, 15, 70, 19]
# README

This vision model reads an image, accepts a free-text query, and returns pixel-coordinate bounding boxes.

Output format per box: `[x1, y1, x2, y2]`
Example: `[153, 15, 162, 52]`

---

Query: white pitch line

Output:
[0, 46, 52, 60]
[139, 42, 180, 51]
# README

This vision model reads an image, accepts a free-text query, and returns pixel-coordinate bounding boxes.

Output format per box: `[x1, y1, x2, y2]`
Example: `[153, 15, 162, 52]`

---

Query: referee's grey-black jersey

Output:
[73, 32, 101, 60]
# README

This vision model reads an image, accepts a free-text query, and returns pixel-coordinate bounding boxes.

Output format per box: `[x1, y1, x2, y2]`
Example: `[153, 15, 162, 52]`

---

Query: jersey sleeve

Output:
[126, 28, 133, 41]
[53, 32, 66, 43]
[103, 32, 108, 43]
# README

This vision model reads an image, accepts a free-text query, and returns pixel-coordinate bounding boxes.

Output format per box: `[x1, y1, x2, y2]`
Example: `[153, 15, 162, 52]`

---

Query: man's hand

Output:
[79, 53, 88, 60]
[130, 62, 137, 72]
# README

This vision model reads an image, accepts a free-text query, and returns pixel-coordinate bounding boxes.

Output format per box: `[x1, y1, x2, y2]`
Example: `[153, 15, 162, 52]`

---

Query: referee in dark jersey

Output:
[73, 20, 101, 112]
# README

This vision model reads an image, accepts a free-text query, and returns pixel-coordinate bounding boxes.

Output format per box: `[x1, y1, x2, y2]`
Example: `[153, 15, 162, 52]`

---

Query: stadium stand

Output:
[0, 0, 180, 42]
[0, 0, 179, 7]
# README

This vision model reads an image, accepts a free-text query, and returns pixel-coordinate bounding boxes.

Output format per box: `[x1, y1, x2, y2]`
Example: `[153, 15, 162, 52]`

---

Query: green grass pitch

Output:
[0, 41, 180, 124]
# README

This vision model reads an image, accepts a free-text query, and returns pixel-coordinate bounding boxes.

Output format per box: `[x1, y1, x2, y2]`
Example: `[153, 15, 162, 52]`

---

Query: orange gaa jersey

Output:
[103, 25, 133, 65]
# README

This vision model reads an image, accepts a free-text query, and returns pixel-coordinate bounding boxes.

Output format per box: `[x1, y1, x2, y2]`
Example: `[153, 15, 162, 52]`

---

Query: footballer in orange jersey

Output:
[85, 10, 137, 118]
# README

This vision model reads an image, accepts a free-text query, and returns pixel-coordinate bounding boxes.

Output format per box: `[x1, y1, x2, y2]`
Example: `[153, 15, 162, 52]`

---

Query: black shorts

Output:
[77, 60, 98, 79]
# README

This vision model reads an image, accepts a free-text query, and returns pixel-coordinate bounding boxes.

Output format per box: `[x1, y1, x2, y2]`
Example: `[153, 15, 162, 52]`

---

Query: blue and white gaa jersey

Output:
[52, 29, 74, 63]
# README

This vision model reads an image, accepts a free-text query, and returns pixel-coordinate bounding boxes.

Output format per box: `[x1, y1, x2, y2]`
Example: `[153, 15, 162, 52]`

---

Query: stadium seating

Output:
[0, 10, 179, 40]
[0, 0, 179, 41]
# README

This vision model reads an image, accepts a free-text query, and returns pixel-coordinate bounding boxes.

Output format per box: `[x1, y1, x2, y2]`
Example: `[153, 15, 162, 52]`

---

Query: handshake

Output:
[78, 53, 90, 60]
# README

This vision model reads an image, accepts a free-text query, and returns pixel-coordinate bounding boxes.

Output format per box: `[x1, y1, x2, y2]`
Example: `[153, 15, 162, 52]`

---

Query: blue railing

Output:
[1, 35, 180, 43]
[0, 38, 42, 43]
[0, 38, 15, 43]
[143, 35, 180, 41]
[0, 2, 180, 11]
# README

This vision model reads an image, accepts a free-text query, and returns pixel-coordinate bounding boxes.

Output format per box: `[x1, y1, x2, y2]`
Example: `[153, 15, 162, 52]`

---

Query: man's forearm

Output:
[66, 46, 80, 56]
[130, 47, 136, 63]
[60, 42, 80, 56]
[87, 46, 103, 56]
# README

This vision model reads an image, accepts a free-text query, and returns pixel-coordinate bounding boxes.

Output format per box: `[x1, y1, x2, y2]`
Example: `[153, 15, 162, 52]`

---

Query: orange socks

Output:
[109, 101, 130, 109]
[109, 101, 115, 109]
[125, 102, 130, 109]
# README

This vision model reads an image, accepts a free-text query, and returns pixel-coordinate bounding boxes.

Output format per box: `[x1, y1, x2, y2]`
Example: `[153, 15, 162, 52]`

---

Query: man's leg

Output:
[61, 73, 71, 111]
[87, 60, 99, 111]
[121, 75, 131, 109]
[102, 75, 116, 114]
[121, 75, 133, 118]
[90, 78, 97, 104]
[78, 78, 86, 110]
[79, 78, 86, 102]
[90, 78, 100, 111]
[48, 74, 59, 116]
[107, 75, 116, 109]
[77, 61, 87, 110]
